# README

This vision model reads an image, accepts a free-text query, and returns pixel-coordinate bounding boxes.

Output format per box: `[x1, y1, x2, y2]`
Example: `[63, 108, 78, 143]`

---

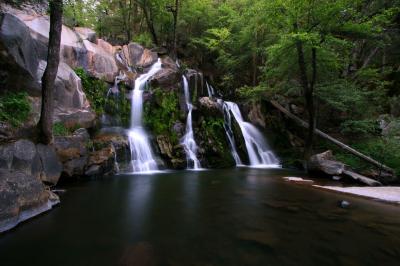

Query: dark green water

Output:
[1, 168, 400, 266]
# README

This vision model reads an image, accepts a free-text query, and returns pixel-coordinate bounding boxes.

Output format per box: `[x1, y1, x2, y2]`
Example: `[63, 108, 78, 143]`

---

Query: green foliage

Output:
[340, 120, 379, 136]
[143, 88, 179, 142]
[53, 122, 69, 136]
[331, 137, 400, 176]
[200, 117, 226, 152]
[0, 92, 31, 127]
[74, 67, 108, 115]
[132, 32, 154, 48]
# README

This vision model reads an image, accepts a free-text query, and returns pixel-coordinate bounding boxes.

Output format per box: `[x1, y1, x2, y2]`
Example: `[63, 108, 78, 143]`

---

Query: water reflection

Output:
[0, 169, 399, 266]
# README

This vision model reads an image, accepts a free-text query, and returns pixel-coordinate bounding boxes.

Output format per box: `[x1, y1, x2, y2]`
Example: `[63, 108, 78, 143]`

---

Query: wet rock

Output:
[150, 57, 180, 89]
[172, 121, 185, 138]
[247, 102, 266, 128]
[55, 109, 96, 129]
[0, 169, 51, 233]
[338, 200, 350, 209]
[86, 145, 116, 176]
[36, 144, 62, 185]
[198, 97, 221, 116]
[54, 128, 90, 179]
[308, 150, 345, 176]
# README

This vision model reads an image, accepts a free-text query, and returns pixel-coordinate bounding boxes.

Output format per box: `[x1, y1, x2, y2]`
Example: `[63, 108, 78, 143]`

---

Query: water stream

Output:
[223, 101, 280, 167]
[127, 59, 162, 173]
[181, 75, 201, 169]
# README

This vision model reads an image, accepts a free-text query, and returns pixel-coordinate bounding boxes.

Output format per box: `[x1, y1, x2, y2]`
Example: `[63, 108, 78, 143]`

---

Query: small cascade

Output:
[181, 75, 201, 169]
[101, 72, 125, 126]
[218, 99, 243, 165]
[206, 81, 215, 98]
[111, 143, 120, 174]
[128, 59, 162, 173]
[223, 102, 280, 167]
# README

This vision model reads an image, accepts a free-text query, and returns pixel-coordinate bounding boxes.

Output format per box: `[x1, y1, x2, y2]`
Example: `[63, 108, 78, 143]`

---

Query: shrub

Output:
[0, 92, 31, 127]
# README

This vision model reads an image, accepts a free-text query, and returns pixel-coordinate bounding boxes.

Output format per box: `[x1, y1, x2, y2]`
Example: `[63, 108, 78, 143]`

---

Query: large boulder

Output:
[198, 97, 221, 116]
[0, 13, 40, 95]
[0, 169, 56, 233]
[74, 27, 97, 43]
[0, 140, 62, 186]
[54, 128, 90, 178]
[124, 42, 158, 68]
[308, 150, 345, 176]
[150, 57, 180, 89]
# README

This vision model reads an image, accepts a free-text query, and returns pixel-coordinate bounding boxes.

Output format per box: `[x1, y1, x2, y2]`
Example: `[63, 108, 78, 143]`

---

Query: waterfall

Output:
[218, 99, 243, 165]
[181, 75, 201, 169]
[223, 101, 280, 167]
[128, 59, 162, 173]
[206, 81, 215, 98]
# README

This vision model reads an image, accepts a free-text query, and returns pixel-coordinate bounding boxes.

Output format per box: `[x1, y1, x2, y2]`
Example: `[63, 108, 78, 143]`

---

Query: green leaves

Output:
[0, 92, 31, 127]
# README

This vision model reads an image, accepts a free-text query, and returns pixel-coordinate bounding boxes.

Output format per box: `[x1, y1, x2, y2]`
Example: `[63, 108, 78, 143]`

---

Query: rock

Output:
[54, 128, 90, 178]
[247, 103, 266, 128]
[382, 120, 400, 137]
[83, 39, 119, 82]
[0, 13, 40, 95]
[11, 139, 37, 176]
[172, 121, 185, 138]
[36, 144, 62, 185]
[308, 150, 345, 176]
[125, 42, 157, 68]
[74, 27, 96, 43]
[86, 145, 116, 176]
[198, 97, 221, 116]
[0, 169, 52, 233]
[186, 69, 206, 97]
[84, 164, 101, 176]
[338, 200, 350, 209]
[37, 60, 91, 111]
[150, 57, 180, 89]
[283, 176, 314, 185]
[55, 109, 96, 129]
[156, 135, 174, 159]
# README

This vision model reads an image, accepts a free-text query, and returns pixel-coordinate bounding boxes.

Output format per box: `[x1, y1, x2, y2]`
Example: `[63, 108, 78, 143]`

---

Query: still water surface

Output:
[1, 168, 399, 266]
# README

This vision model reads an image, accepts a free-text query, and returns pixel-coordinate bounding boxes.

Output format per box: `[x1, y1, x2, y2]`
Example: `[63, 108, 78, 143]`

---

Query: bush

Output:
[132, 33, 154, 48]
[53, 122, 69, 136]
[74, 67, 108, 114]
[0, 92, 31, 127]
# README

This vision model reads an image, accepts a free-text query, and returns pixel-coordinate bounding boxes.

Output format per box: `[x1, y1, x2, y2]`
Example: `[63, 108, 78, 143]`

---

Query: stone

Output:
[0, 13, 41, 96]
[11, 139, 37, 176]
[308, 150, 345, 176]
[54, 128, 89, 178]
[247, 103, 266, 128]
[36, 144, 62, 185]
[0, 169, 51, 233]
[126, 42, 144, 66]
[55, 109, 96, 129]
[198, 97, 221, 116]
[283, 176, 314, 185]
[338, 200, 350, 209]
[74, 27, 96, 43]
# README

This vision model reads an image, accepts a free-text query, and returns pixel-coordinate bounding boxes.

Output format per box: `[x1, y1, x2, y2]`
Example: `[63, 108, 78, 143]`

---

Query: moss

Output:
[200, 116, 235, 168]
[74, 67, 108, 115]
[53, 122, 69, 136]
[143, 88, 180, 143]
[0, 92, 31, 127]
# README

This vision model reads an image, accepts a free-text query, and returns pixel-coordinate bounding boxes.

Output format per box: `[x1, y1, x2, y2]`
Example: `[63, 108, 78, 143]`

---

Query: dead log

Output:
[270, 100, 395, 174]
[343, 170, 382, 186]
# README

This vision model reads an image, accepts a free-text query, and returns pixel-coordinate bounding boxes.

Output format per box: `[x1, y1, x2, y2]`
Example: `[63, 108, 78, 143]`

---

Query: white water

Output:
[206, 81, 215, 98]
[219, 100, 243, 165]
[181, 76, 201, 169]
[224, 101, 280, 167]
[128, 59, 162, 173]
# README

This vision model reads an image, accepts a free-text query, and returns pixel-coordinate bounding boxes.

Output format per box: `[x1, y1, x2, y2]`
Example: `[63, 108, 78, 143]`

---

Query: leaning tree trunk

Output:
[37, 0, 63, 144]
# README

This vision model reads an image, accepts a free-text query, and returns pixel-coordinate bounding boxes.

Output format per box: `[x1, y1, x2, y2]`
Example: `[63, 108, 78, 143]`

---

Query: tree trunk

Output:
[294, 24, 315, 161]
[172, 0, 179, 59]
[141, 0, 158, 45]
[270, 100, 395, 174]
[37, 0, 63, 145]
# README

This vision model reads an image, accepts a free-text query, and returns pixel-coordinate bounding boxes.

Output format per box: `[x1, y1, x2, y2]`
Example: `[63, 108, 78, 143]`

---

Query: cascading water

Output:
[206, 81, 215, 98]
[223, 101, 280, 167]
[181, 75, 201, 169]
[128, 59, 162, 173]
[218, 99, 243, 165]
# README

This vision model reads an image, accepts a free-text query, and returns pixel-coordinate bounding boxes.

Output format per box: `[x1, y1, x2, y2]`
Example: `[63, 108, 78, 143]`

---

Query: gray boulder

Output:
[308, 150, 345, 176]
[0, 13, 40, 95]
[36, 144, 62, 185]
[0, 169, 52, 233]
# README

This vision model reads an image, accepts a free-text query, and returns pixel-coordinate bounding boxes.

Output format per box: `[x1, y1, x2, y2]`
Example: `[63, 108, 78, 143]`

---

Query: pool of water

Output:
[1, 168, 399, 266]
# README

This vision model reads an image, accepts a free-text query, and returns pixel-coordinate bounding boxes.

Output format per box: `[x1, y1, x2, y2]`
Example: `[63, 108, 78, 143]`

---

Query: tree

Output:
[37, 0, 63, 144]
